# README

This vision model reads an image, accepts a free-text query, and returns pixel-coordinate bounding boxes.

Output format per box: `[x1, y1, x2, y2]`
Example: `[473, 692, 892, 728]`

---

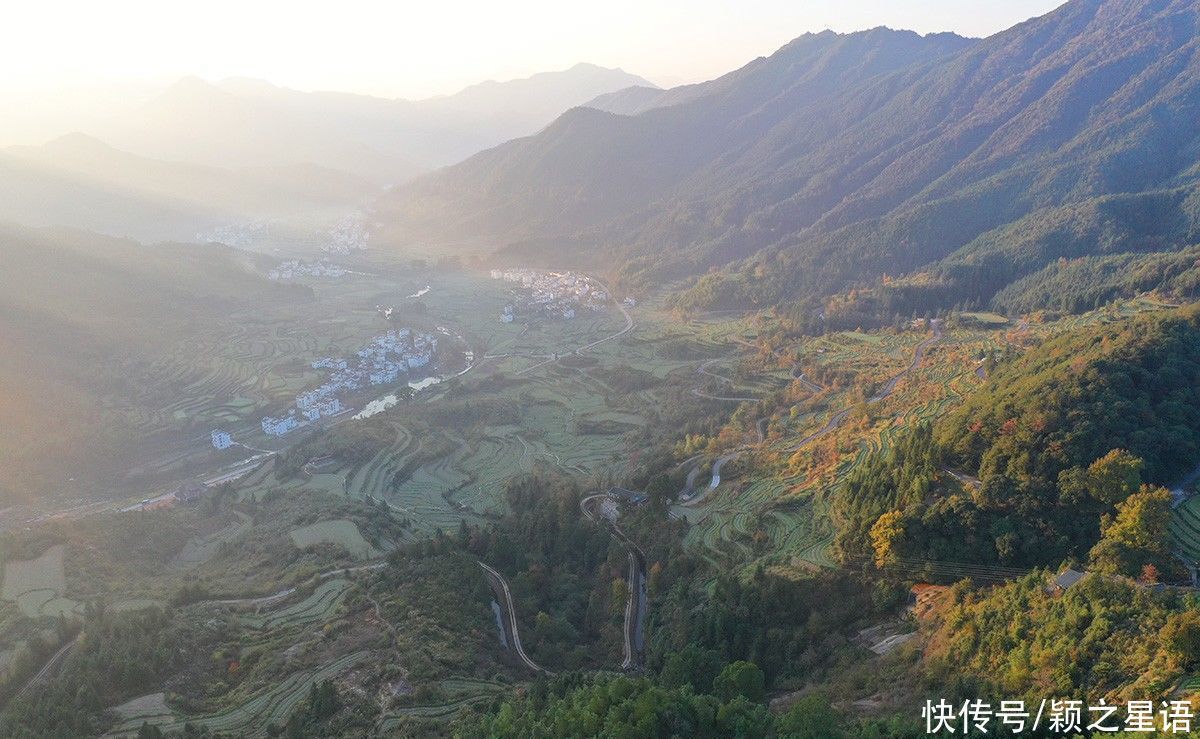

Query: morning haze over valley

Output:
[3, 1, 1200, 736]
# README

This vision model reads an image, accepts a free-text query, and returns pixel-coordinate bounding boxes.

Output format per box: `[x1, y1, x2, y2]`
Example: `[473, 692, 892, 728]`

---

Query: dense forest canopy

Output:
[833, 305, 1200, 573]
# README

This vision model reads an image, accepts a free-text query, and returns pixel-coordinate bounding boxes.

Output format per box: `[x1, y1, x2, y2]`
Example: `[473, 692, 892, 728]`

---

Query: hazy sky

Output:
[6, 0, 1065, 98]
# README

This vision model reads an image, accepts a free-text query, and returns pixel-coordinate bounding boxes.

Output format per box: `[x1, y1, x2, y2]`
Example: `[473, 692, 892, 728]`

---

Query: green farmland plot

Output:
[105, 651, 373, 738]
[0, 545, 80, 619]
[1170, 496, 1200, 561]
[377, 677, 510, 730]
[289, 520, 378, 560]
[239, 578, 352, 631]
[106, 692, 177, 733]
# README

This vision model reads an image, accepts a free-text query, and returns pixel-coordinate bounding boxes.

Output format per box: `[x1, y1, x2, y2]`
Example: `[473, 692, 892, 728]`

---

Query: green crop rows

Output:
[106, 651, 371, 738]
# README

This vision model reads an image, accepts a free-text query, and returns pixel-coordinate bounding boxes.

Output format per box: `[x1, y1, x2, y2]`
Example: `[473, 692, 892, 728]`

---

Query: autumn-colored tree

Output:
[647, 561, 663, 594]
[869, 510, 905, 568]
[1161, 611, 1200, 670]
[1087, 485, 1174, 578]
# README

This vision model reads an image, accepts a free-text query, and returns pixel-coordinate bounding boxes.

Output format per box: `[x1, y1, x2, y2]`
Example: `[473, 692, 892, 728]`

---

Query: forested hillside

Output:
[833, 305, 1200, 572]
[0, 224, 309, 501]
[380, 0, 1200, 318]
[377, 27, 973, 262]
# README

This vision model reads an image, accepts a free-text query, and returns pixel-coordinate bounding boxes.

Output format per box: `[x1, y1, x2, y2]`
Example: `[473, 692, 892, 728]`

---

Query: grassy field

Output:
[289, 520, 378, 560]
[0, 545, 80, 619]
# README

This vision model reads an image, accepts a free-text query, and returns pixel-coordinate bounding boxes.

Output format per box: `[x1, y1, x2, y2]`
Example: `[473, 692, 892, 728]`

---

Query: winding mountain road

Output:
[11, 634, 79, 703]
[478, 561, 550, 674]
[782, 319, 942, 453]
[683, 321, 943, 503]
[690, 358, 763, 403]
[581, 494, 647, 671]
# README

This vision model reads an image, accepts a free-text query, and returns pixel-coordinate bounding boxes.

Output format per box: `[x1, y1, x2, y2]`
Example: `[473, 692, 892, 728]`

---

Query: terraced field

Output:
[345, 425, 419, 501]
[681, 323, 993, 576]
[106, 692, 176, 734]
[376, 677, 510, 730]
[170, 512, 253, 569]
[238, 578, 352, 631]
[1178, 674, 1200, 695]
[1170, 496, 1200, 562]
[105, 651, 372, 738]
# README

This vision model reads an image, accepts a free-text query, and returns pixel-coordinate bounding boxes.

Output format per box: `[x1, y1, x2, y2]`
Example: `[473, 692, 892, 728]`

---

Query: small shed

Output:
[1051, 568, 1086, 594]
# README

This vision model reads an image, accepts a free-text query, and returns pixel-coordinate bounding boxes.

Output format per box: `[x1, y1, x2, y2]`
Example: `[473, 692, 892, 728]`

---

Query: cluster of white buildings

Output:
[196, 221, 268, 248]
[324, 214, 370, 255]
[260, 328, 437, 436]
[268, 259, 348, 281]
[211, 429, 234, 449]
[489, 269, 611, 322]
[261, 414, 302, 436]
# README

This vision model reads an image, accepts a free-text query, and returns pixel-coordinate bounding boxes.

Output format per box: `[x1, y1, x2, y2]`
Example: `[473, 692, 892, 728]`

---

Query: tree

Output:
[776, 695, 846, 739]
[1161, 611, 1200, 670]
[1085, 450, 1144, 506]
[611, 578, 628, 617]
[646, 473, 673, 512]
[1087, 486, 1174, 578]
[869, 511, 905, 568]
[713, 661, 766, 703]
[715, 696, 773, 737]
[660, 645, 724, 693]
[307, 680, 340, 722]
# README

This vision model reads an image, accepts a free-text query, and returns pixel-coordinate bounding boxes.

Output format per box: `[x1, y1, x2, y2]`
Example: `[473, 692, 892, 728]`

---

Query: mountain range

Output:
[0, 133, 375, 243]
[377, 0, 1200, 312]
[0, 64, 654, 243]
[86, 64, 655, 184]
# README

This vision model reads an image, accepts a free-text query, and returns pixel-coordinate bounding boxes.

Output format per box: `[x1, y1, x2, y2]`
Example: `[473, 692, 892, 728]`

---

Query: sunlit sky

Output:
[5, 0, 1065, 99]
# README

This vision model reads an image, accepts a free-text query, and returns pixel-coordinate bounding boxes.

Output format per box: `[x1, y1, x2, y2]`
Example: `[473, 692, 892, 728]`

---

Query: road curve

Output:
[868, 320, 943, 402]
[580, 495, 647, 671]
[13, 634, 78, 702]
[691, 388, 760, 402]
[794, 371, 823, 393]
[692, 358, 761, 403]
[516, 278, 633, 376]
[783, 320, 942, 453]
[681, 322, 945, 505]
[680, 451, 740, 508]
[478, 561, 551, 675]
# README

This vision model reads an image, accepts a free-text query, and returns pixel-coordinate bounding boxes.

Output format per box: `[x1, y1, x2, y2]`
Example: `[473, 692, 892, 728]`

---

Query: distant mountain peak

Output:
[447, 63, 657, 98]
[380, 0, 1200, 308]
[41, 131, 113, 152]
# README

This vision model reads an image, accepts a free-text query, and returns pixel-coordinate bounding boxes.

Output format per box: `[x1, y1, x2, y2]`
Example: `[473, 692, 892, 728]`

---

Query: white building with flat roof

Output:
[210, 429, 233, 449]
[261, 415, 300, 436]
